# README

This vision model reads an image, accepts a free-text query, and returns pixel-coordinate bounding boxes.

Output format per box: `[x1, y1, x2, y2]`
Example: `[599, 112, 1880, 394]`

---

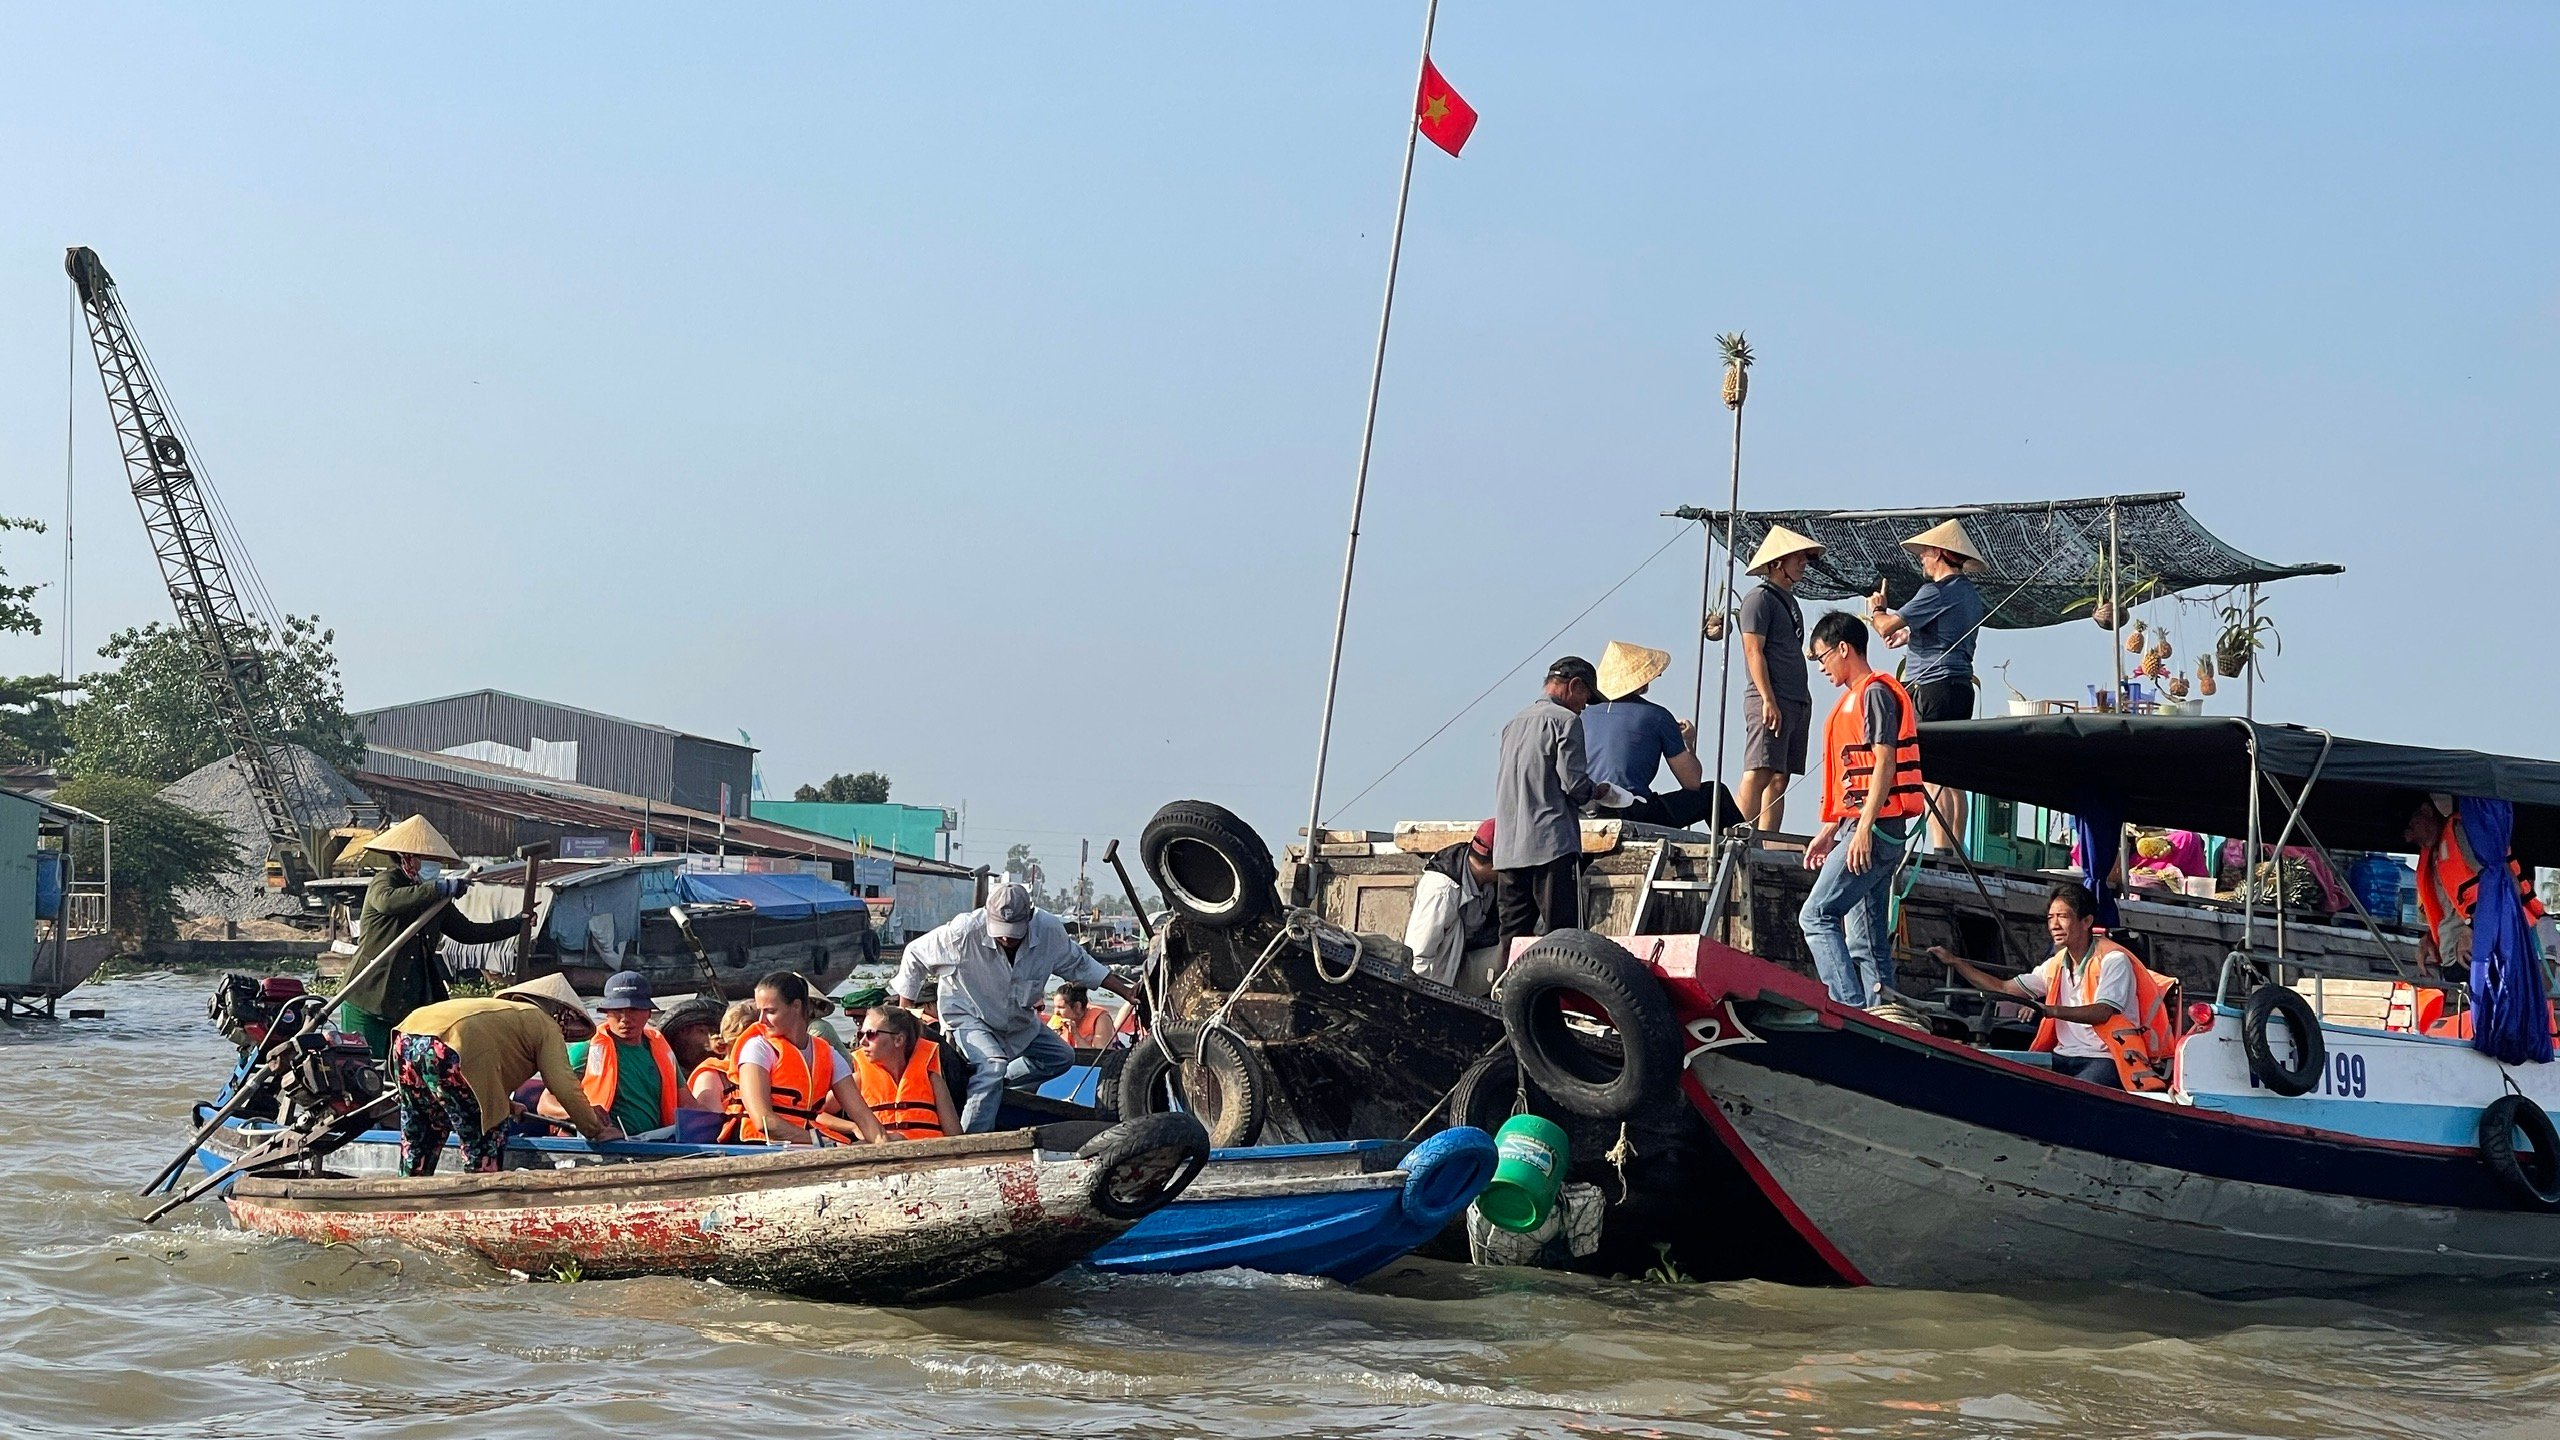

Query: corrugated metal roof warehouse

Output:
[354, 689, 754, 815]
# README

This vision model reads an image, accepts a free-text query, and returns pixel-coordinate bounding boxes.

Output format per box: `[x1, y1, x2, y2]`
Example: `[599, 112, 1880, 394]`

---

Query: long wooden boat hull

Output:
[220, 1117, 1206, 1304]
[1659, 937, 2560, 1295]
[203, 1123, 1492, 1285]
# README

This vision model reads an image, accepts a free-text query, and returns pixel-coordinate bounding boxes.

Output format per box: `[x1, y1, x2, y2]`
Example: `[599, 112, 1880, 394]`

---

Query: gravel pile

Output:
[159, 746, 371, 923]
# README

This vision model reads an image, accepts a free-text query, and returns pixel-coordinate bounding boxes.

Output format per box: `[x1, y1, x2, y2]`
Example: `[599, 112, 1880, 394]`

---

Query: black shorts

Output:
[1911, 678, 1976, 724]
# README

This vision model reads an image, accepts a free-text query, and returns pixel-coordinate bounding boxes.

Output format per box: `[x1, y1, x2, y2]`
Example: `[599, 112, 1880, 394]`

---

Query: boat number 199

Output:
[2249, 1050, 2368, 1097]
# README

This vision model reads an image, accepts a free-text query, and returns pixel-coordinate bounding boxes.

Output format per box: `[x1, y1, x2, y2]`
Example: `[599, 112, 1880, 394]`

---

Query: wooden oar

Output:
[143, 1092, 397, 1224]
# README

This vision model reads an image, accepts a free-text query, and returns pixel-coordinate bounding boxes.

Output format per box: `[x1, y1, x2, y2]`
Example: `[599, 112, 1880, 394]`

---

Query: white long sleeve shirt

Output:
[893, 907, 1109, 1055]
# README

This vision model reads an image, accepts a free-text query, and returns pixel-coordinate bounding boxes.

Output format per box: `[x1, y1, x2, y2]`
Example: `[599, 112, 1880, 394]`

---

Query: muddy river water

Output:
[9, 974, 2560, 1439]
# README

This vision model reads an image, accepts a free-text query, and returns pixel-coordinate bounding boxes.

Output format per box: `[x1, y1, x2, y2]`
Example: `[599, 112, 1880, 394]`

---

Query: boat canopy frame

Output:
[1917, 714, 2560, 1000]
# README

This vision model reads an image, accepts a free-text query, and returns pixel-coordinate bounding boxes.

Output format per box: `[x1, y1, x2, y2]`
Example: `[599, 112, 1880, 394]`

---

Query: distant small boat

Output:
[1087, 1128, 1496, 1281]
[210, 1115, 1208, 1305]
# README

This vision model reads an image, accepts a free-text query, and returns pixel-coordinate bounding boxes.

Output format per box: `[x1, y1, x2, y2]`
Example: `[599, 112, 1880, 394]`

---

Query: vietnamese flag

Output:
[1416, 57, 1477, 157]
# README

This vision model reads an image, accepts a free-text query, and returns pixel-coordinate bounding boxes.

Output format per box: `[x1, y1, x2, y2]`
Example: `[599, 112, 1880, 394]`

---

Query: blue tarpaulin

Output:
[677, 871, 860, 920]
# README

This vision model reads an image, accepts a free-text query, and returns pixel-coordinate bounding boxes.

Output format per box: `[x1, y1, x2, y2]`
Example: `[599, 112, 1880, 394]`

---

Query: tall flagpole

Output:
[1302, 0, 1441, 899]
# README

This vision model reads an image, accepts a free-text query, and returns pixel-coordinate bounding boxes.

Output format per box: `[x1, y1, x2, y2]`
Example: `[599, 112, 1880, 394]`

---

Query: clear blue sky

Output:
[2, 4, 2553, 873]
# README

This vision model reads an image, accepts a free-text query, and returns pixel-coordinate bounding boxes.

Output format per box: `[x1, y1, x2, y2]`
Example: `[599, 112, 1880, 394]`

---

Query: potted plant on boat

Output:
[2215, 605, 2280, 678]
[2066, 556, 2158, 629]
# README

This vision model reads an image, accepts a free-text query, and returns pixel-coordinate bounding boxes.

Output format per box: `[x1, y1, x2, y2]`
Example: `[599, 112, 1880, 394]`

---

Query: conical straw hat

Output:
[363, 814, 460, 863]
[1747, 525, 1825, 576]
[496, 972, 594, 1027]
[1596, 640, 1673, 701]
[1900, 519, 1986, 573]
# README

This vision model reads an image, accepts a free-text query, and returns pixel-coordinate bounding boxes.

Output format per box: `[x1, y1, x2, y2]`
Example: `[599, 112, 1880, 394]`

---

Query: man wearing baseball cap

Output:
[1491, 657, 1634, 944]
[891, 880, 1145, 1132]
[1402, 818, 1502, 992]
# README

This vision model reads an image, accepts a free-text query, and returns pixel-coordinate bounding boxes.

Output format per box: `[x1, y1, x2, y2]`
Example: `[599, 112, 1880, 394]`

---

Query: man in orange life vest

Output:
[1798, 611, 1926, 1008]
[546, 970, 688, 1138]
[1935, 881, 2154, 1090]
[850, 1004, 961, 1140]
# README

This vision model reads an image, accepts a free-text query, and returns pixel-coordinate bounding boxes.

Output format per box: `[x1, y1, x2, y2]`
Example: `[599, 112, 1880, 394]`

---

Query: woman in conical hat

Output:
[1870, 518, 1990, 853]
[336, 813, 536, 1058]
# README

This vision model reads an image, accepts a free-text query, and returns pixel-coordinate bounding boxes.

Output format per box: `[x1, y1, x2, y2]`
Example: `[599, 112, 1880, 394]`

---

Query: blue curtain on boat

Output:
[2463, 797, 2552, 1065]
[2071, 806, 2123, 930]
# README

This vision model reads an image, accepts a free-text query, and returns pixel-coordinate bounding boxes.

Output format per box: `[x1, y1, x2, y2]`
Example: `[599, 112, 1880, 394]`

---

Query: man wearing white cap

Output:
[1869, 519, 1988, 852]
[1738, 526, 1822, 834]
[892, 881, 1145, 1132]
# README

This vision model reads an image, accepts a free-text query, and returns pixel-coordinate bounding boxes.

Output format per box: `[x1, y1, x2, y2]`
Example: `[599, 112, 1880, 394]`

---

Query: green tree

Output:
[795, 771, 891, 804]
[65, 614, 364, 783]
[0, 674, 76, 765]
[55, 773, 240, 941]
[0, 514, 44, 642]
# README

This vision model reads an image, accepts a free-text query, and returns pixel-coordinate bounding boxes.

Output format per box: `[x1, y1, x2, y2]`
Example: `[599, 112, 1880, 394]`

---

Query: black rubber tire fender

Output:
[1114, 1021, 1270, 1148]
[1138, 800, 1279, 932]
[1079, 1111, 1211, 1221]
[1498, 928, 1682, 1121]
[1448, 1047, 1549, 1135]
[2480, 1094, 2560, 1210]
[2240, 983, 2325, 1097]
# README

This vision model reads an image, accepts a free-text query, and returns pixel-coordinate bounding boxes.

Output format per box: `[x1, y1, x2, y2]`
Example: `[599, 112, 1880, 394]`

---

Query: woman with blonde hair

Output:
[687, 999, 761, 1127]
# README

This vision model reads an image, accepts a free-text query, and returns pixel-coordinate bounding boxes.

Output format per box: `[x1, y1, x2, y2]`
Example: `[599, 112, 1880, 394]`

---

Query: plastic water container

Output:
[33, 851, 62, 921]
[2348, 854, 2407, 922]
[1476, 1114, 1569, 1233]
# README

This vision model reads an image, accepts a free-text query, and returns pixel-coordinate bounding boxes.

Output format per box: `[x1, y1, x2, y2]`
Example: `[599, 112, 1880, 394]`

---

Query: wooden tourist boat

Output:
[213, 1115, 1208, 1304]
[198, 1120, 1495, 1285]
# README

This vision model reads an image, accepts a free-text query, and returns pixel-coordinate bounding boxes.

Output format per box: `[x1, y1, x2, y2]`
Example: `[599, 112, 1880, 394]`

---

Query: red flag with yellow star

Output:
[1416, 58, 1477, 157]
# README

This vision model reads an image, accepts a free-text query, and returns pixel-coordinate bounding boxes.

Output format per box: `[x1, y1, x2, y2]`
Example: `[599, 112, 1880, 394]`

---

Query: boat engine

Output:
[209, 973, 309, 1055]
[275, 1030, 386, 1122]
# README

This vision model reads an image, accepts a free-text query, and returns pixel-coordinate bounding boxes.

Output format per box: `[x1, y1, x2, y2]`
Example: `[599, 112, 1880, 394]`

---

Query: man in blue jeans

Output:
[891, 881, 1145, 1131]
[1797, 611, 1927, 1008]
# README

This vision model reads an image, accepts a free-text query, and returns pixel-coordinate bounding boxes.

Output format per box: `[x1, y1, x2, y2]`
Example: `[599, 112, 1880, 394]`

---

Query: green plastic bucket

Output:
[1475, 1113, 1569, 1233]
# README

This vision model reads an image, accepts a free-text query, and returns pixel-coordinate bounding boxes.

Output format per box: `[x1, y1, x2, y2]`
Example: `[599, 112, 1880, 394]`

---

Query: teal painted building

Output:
[750, 801, 953, 861]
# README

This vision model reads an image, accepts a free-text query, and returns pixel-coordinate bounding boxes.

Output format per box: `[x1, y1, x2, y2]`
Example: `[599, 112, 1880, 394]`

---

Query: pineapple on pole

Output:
[1697, 332, 1753, 861]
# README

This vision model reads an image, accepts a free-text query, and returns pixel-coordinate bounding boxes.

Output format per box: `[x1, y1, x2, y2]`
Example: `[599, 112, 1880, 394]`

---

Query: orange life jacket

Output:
[2030, 937, 2175, 1094]
[854, 1037, 947, 1140]
[2417, 807, 2545, 960]
[1820, 670, 1926, 824]
[726, 1022, 841, 1143]
[1049, 1006, 1111, 1049]
[578, 1027, 682, 1130]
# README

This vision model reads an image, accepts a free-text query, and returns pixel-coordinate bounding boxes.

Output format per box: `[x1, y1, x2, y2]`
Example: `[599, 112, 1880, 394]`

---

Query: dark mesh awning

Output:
[1670, 492, 2341, 629]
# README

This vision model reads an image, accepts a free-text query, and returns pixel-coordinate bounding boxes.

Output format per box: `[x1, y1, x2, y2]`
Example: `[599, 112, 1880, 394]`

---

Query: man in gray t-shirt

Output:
[1738, 527, 1822, 834]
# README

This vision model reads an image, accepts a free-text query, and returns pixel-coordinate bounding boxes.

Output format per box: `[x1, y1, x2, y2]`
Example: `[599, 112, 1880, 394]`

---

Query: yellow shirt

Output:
[396, 997, 611, 1140]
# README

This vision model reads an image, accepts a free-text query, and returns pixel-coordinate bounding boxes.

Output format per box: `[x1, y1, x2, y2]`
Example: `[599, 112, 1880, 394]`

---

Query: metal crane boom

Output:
[65, 246, 316, 864]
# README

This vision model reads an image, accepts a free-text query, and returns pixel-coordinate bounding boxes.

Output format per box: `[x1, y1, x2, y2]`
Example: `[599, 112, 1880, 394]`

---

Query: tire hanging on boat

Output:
[1139, 800, 1280, 932]
[1498, 928, 1682, 1122]
[1079, 1111, 1213, 1222]
[1448, 1047, 1548, 1135]
[2240, 983, 2325, 1097]
[2478, 1094, 2560, 1210]
[1115, 1020, 1270, 1148]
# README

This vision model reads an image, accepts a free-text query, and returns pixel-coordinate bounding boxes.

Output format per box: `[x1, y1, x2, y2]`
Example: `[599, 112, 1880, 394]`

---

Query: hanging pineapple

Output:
[2125, 618, 2147, 654]
[2196, 658, 2218, 697]
[2152, 633, 2172, 661]
[1717, 332, 1753, 410]
[2168, 672, 2192, 699]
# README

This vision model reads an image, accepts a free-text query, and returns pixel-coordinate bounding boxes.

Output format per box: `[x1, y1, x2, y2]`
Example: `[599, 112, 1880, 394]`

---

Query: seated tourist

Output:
[690, 1000, 758, 1124]
[392, 974, 622, 1177]
[730, 971, 889, 1145]
[654, 995, 726, 1086]
[1046, 985, 1113, 1049]
[848, 1005, 960, 1140]
[541, 970, 683, 1139]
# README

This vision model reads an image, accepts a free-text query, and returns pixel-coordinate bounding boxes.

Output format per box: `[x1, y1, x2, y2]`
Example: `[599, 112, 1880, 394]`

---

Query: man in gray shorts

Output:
[1738, 526, 1821, 833]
